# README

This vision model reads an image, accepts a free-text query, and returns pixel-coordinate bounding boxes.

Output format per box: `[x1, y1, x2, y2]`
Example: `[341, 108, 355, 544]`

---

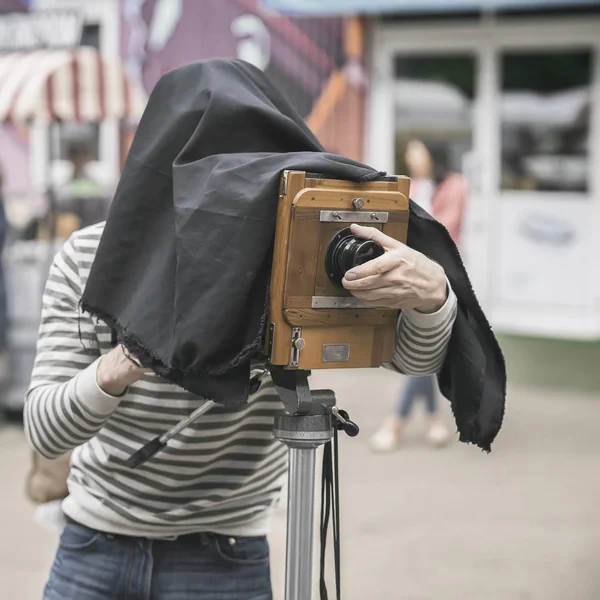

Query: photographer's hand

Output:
[96, 345, 153, 397]
[342, 224, 448, 313]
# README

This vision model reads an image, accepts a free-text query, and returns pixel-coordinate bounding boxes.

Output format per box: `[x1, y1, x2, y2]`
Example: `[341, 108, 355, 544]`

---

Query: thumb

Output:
[350, 223, 404, 251]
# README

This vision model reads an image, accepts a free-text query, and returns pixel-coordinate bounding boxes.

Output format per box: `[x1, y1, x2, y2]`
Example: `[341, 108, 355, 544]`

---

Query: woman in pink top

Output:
[371, 139, 468, 451]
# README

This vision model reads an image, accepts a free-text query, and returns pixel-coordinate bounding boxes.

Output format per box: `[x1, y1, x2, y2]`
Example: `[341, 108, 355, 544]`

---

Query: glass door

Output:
[494, 46, 596, 317]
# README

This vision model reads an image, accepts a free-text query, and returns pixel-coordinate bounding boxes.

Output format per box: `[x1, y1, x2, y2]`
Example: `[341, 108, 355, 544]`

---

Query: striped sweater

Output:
[24, 222, 457, 538]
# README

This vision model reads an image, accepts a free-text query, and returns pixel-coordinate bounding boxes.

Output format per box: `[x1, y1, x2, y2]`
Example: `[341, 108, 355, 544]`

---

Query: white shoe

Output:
[370, 422, 401, 453]
[426, 422, 450, 447]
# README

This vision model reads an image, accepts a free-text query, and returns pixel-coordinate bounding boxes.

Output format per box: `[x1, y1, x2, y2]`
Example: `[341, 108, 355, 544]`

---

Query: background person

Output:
[371, 138, 468, 452]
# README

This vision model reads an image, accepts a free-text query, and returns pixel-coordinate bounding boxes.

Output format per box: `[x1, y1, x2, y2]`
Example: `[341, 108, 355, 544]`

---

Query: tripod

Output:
[127, 367, 358, 600]
[270, 367, 359, 600]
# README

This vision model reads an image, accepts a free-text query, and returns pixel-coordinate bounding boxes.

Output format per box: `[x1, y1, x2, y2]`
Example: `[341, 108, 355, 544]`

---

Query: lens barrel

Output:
[325, 228, 384, 288]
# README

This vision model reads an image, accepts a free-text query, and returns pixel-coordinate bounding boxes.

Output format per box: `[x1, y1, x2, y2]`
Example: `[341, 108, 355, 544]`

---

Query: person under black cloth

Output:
[23, 58, 504, 600]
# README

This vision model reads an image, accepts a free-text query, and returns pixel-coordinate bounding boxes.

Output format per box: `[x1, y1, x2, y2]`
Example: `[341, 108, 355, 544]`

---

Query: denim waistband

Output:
[64, 515, 244, 544]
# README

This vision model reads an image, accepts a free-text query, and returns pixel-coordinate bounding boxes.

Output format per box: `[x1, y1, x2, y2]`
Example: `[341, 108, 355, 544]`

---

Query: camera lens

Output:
[325, 228, 385, 288]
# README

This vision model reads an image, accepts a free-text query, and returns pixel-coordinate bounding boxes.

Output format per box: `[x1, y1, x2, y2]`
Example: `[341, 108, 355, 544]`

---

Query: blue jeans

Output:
[397, 375, 437, 419]
[43, 519, 272, 600]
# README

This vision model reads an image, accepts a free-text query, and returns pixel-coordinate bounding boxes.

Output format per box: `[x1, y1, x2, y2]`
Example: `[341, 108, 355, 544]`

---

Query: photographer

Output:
[22, 58, 506, 600]
[24, 219, 456, 599]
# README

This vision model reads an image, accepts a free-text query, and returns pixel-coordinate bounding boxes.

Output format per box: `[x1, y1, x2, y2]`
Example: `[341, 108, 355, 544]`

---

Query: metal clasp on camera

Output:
[320, 210, 389, 223]
[290, 327, 305, 368]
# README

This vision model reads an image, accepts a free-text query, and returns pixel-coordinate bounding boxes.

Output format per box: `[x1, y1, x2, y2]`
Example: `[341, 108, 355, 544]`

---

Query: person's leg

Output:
[370, 376, 427, 452]
[397, 376, 425, 420]
[43, 519, 147, 599]
[420, 375, 437, 415]
[422, 375, 450, 447]
[150, 533, 272, 600]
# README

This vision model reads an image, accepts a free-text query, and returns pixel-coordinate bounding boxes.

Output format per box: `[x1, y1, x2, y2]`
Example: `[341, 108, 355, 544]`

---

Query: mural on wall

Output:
[121, 0, 366, 159]
[0, 0, 30, 14]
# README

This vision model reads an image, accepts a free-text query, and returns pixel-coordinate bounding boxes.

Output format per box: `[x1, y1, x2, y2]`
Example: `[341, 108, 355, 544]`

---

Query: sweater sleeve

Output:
[24, 235, 124, 459]
[389, 279, 458, 376]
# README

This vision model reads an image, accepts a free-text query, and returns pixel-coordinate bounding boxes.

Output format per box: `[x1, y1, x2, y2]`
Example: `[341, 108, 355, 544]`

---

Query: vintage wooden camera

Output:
[265, 170, 410, 371]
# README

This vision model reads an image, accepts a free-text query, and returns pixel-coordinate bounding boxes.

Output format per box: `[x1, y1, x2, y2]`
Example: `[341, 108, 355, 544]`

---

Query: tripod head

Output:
[269, 366, 359, 439]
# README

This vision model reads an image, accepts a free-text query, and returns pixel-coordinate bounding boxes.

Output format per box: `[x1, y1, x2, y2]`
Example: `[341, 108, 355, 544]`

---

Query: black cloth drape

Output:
[81, 58, 505, 451]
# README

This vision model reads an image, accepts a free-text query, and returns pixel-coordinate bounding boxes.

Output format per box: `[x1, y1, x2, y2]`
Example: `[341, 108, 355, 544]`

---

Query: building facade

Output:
[366, 9, 600, 341]
[2, 0, 600, 344]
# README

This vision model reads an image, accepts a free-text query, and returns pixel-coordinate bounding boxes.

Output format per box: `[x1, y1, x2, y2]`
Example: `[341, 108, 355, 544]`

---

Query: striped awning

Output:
[0, 47, 147, 124]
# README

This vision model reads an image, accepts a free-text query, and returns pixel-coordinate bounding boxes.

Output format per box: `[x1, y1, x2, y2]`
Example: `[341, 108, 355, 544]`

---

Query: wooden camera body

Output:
[265, 170, 410, 371]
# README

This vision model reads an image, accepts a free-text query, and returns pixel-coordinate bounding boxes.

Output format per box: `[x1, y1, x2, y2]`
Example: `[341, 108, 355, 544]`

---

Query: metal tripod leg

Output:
[274, 413, 333, 600]
[270, 368, 336, 600]
[286, 446, 318, 599]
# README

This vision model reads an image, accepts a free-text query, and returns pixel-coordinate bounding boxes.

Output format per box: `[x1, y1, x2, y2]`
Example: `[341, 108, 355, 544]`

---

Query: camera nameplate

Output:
[322, 344, 350, 363]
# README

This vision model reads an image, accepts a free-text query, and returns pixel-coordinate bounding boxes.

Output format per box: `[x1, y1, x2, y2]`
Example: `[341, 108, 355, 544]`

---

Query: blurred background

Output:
[0, 1, 599, 598]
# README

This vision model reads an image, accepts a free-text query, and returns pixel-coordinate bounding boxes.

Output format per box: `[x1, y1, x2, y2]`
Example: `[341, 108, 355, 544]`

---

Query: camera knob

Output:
[331, 407, 360, 437]
[293, 338, 305, 350]
[343, 420, 360, 437]
[352, 197, 365, 210]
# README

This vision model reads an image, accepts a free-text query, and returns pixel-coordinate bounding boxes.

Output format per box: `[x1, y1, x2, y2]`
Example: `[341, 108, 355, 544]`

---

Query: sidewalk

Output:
[1, 367, 599, 599]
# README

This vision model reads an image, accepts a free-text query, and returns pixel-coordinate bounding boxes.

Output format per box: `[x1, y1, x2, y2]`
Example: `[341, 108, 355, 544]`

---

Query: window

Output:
[80, 23, 100, 49]
[56, 123, 100, 162]
[393, 54, 476, 187]
[500, 50, 591, 193]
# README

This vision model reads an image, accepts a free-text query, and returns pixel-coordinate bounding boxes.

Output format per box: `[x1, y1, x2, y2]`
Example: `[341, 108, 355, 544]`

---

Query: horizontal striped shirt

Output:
[24, 222, 457, 537]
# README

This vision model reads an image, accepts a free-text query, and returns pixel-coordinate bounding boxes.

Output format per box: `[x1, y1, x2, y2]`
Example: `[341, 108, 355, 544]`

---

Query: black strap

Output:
[319, 442, 331, 600]
[319, 430, 341, 600]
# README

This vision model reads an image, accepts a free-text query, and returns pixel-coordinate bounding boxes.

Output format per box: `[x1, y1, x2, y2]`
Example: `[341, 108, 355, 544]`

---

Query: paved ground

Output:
[1, 367, 599, 600]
